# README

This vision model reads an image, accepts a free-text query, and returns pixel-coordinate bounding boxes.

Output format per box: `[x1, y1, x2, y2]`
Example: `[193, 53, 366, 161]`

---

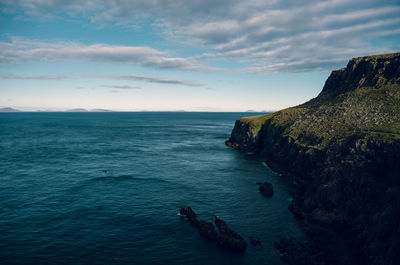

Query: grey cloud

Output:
[0, 37, 214, 71]
[198, 15, 400, 72]
[0, 71, 205, 88]
[96, 74, 205, 87]
[100, 85, 141, 89]
[2, 0, 400, 72]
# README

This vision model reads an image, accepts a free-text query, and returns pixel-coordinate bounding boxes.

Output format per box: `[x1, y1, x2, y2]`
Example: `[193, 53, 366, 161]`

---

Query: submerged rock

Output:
[179, 207, 247, 252]
[256, 182, 274, 196]
[249, 237, 262, 246]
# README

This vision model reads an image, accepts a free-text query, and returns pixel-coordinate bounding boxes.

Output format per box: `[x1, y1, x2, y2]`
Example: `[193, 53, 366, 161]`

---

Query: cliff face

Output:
[319, 53, 400, 99]
[226, 53, 400, 265]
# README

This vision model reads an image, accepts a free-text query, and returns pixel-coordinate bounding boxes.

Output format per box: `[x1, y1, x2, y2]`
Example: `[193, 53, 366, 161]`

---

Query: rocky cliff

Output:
[226, 53, 400, 265]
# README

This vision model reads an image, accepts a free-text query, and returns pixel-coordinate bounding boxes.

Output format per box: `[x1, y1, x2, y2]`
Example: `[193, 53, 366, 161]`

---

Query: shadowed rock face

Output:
[319, 54, 400, 100]
[226, 53, 400, 265]
[214, 216, 248, 251]
[180, 207, 247, 252]
[275, 238, 327, 265]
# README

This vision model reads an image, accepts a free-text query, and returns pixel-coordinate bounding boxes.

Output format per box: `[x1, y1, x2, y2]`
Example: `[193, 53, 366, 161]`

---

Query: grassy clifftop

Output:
[229, 53, 400, 151]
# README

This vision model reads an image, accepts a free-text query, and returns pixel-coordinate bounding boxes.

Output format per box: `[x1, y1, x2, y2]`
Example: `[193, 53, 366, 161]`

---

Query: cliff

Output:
[226, 53, 400, 265]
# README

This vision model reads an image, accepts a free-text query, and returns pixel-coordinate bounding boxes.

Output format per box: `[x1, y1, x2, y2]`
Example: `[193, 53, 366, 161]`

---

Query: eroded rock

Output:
[256, 182, 274, 196]
[180, 207, 247, 252]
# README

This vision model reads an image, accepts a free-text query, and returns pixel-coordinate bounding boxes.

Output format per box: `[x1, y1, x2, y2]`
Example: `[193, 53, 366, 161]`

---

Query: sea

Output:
[0, 112, 305, 265]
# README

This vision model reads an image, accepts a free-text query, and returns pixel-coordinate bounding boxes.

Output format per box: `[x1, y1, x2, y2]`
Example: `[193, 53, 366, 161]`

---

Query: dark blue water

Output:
[0, 112, 304, 265]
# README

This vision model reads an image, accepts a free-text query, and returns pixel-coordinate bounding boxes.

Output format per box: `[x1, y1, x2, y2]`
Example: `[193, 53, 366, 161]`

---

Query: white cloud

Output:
[97, 74, 206, 87]
[100, 85, 141, 90]
[0, 37, 214, 71]
[0, 73, 206, 88]
[1, 0, 400, 72]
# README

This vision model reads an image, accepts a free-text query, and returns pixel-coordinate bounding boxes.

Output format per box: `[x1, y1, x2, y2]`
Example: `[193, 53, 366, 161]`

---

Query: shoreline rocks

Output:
[275, 238, 327, 265]
[180, 207, 247, 252]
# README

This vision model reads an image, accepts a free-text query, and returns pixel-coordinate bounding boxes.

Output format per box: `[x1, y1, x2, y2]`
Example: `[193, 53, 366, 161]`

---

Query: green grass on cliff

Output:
[239, 107, 309, 127]
[238, 83, 400, 147]
[237, 114, 272, 137]
[236, 53, 400, 147]
[352, 52, 400, 61]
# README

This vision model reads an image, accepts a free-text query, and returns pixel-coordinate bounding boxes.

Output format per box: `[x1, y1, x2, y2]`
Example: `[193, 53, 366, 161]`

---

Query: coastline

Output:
[226, 139, 354, 265]
[225, 53, 400, 265]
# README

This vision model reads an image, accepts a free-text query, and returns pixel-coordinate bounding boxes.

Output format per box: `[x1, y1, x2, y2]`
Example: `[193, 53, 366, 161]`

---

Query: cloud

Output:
[1, 0, 400, 72]
[202, 17, 400, 72]
[0, 73, 70, 80]
[96, 74, 205, 87]
[0, 37, 214, 71]
[0, 72, 206, 88]
[100, 85, 141, 89]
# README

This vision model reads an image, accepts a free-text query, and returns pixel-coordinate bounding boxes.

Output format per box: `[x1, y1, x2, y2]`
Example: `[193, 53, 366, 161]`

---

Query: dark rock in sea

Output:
[256, 182, 274, 196]
[226, 53, 400, 265]
[198, 220, 219, 241]
[214, 216, 247, 252]
[179, 207, 247, 252]
[249, 237, 261, 246]
[180, 206, 199, 227]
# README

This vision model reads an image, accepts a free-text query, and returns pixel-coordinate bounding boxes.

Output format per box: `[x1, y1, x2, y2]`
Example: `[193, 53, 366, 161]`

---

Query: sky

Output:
[0, 0, 399, 111]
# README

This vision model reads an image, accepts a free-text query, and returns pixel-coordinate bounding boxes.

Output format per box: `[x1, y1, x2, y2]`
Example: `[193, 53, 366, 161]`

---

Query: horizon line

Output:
[0, 107, 277, 113]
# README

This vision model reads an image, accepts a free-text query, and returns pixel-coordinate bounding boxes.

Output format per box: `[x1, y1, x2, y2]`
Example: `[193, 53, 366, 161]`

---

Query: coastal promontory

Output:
[227, 53, 400, 265]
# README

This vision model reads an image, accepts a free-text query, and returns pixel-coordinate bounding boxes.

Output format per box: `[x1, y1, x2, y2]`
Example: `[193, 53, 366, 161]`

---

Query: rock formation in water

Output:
[256, 182, 274, 196]
[180, 207, 247, 252]
[226, 53, 400, 265]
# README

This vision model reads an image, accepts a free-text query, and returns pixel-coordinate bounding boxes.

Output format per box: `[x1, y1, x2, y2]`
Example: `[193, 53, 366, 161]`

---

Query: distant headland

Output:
[0, 107, 21, 112]
[0, 108, 114, 112]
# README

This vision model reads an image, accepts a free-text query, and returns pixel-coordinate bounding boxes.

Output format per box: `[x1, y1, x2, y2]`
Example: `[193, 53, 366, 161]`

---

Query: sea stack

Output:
[256, 182, 274, 196]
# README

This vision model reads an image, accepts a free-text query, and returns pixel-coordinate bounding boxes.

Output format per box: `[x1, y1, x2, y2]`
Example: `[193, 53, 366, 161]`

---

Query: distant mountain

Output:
[64, 108, 114, 112]
[90, 109, 113, 112]
[65, 108, 89, 112]
[0, 107, 21, 112]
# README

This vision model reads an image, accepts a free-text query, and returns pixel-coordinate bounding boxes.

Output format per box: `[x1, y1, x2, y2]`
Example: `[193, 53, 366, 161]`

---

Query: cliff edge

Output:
[226, 53, 400, 265]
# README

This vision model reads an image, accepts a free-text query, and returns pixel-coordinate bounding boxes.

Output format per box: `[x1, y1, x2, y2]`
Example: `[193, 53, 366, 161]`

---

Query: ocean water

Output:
[0, 112, 304, 265]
